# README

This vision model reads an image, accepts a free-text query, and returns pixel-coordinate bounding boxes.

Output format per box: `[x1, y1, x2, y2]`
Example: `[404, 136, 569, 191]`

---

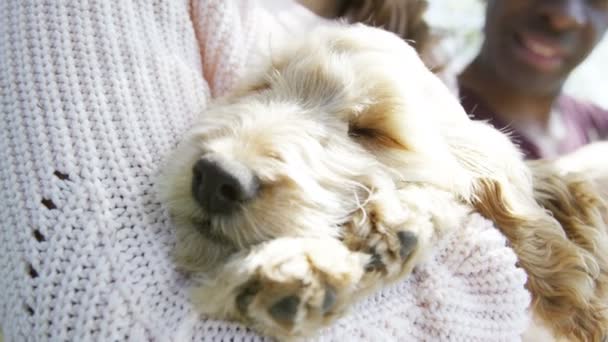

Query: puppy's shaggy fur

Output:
[338, 0, 437, 68]
[159, 24, 608, 341]
[523, 143, 608, 341]
[299, 0, 443, 75]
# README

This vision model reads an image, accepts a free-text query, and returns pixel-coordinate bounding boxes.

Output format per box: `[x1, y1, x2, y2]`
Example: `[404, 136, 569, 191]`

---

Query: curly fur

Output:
[523, 144, 608, 341]
[334, 0, 456, 94]
[298, 0, 443, 72]
[338, 0, 433, 56]
[159, 24, 607, 341]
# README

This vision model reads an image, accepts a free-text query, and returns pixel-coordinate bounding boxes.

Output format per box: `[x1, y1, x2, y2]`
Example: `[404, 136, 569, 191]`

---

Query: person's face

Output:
[480, 0, 608, 95]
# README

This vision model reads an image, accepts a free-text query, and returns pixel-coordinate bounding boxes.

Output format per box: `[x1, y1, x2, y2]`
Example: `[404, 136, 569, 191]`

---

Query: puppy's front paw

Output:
[234, 238, 368, 339]
[362, 223, 420, 277]
[344, 202, 429, 280]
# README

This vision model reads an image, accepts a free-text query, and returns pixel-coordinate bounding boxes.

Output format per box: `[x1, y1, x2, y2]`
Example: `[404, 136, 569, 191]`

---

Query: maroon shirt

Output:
[459, 86, 608, 159]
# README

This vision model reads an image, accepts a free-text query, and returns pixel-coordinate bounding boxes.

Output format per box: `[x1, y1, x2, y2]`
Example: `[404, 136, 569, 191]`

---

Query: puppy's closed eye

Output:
[348, 122, 405, 150]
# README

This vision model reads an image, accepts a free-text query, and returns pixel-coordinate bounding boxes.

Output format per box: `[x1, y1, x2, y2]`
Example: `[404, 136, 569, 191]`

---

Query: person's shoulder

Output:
[559, 94, 608, 139]
[559, 94, 608, 116]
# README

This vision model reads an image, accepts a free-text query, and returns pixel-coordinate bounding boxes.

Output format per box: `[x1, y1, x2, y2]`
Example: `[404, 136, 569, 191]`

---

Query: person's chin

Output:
[495, 36, 567, 93]
[496, 62, 562, 95]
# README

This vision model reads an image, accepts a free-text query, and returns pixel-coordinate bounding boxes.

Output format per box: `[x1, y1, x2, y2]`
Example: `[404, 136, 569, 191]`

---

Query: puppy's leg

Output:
[343, 181, 458, 284]
[343, 198, 426, 282]
[189, 237, 370, 340]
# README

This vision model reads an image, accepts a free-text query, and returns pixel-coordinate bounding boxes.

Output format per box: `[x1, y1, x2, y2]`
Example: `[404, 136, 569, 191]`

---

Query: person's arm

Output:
[191, 0, 258, 97]
[191, 0, 329, 97]
[247, 0, 331, 71]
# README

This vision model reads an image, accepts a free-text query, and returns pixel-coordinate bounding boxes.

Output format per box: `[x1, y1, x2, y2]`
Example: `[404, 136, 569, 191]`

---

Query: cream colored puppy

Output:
[160, 24, 607, 341]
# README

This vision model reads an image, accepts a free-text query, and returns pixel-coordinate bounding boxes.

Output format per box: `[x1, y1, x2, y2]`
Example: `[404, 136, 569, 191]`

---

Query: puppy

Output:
[159, 24, 607, 341]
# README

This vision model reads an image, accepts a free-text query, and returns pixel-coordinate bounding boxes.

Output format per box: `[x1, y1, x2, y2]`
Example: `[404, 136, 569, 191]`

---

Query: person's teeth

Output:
[525, 39, 556, 57]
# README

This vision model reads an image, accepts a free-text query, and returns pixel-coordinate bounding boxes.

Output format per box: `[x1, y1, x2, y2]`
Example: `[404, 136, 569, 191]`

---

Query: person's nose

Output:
[538, 0, 587, 31]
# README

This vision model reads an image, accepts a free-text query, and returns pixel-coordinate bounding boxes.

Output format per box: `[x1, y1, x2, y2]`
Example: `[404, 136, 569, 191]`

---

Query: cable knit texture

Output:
[0, 0, 530, 340]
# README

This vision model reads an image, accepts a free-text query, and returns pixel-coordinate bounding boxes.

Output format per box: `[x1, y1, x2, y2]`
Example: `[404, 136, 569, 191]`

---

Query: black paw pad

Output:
[364, 249, 385, 272]
[236, 281, 260, 315]
[397, 231, 418, 259]
[322, 286, 337, 314]
[269, 295, 300, 324]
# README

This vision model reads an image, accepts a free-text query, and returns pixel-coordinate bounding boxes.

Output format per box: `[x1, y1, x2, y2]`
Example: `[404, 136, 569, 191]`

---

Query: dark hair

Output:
[338, 0, 432, 55]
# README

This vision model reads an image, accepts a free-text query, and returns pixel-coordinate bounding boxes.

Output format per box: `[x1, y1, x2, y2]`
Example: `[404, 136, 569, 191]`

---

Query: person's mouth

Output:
[512, 32, 565, 72]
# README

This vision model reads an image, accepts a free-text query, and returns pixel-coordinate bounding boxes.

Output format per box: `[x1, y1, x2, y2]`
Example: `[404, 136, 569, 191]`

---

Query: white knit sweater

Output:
[0, 0, 530, 340]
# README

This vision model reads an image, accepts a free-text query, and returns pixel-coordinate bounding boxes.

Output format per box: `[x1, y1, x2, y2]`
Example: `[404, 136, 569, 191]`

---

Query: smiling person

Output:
[459, 0, 608, 159]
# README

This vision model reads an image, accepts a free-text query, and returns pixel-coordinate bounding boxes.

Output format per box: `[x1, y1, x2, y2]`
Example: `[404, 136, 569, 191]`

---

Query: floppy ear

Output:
[535, 161, 608, 339]
[529, 158, 608, 236]
[437, 115, 607, 340]
[551, 142, 608, 200]
[465, 137, 608, 341]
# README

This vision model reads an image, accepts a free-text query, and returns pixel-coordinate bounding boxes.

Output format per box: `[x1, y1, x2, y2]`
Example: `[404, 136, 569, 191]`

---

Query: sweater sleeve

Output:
[558, 94, 608, 153]
[191, 0, 258, 97]
[191, 0, 329, 97]
[0, 1, 530, 340]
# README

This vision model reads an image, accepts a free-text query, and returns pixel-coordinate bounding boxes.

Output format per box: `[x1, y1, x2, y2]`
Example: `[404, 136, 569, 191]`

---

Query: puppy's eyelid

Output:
[347, 122, 375, 139]
[266, 152, 283, 162]
[348, 122, 405, 149]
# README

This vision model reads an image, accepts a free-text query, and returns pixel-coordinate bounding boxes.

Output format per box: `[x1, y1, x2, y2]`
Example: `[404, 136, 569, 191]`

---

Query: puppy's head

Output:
[161, 96, 385, 272]
[159, 24, 513, 273]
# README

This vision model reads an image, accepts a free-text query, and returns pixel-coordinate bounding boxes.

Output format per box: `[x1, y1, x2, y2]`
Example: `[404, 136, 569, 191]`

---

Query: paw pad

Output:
[269, 295, 300, 324]
[397, 231, 418, 259]
[321, 286, 337, 313]
[364, 248, 385, 272]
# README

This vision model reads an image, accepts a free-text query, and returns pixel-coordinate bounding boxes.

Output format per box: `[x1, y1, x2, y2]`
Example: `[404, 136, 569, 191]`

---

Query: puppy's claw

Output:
[269, 295, 300, 324]
[397, 231, 418, 259]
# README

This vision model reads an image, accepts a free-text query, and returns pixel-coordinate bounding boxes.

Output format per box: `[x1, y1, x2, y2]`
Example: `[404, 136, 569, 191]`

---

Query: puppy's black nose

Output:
[191, 157, 259, 214]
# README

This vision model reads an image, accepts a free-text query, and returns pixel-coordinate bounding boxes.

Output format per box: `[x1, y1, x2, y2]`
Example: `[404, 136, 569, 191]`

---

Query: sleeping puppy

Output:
[159, 24, 607, 341]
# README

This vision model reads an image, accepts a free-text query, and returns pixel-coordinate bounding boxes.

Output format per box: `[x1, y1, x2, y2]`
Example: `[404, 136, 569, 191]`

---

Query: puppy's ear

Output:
[472, 166, 608, 341]
[551, 142, 608, 200]
[529, 160, 608, 236]
[531, 160, 608, 341]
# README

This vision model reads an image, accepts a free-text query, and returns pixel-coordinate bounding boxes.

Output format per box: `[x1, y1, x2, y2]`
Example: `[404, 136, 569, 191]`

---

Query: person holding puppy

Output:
[0, 0, 531, 340]
[458, 0, 608, 159]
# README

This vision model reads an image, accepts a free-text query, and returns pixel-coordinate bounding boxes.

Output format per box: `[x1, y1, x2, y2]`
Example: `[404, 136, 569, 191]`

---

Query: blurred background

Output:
[426, 0, 608, 107]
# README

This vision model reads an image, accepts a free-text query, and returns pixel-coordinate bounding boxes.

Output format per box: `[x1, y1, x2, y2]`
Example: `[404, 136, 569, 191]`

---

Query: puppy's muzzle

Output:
[191, 156, 259, 215]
